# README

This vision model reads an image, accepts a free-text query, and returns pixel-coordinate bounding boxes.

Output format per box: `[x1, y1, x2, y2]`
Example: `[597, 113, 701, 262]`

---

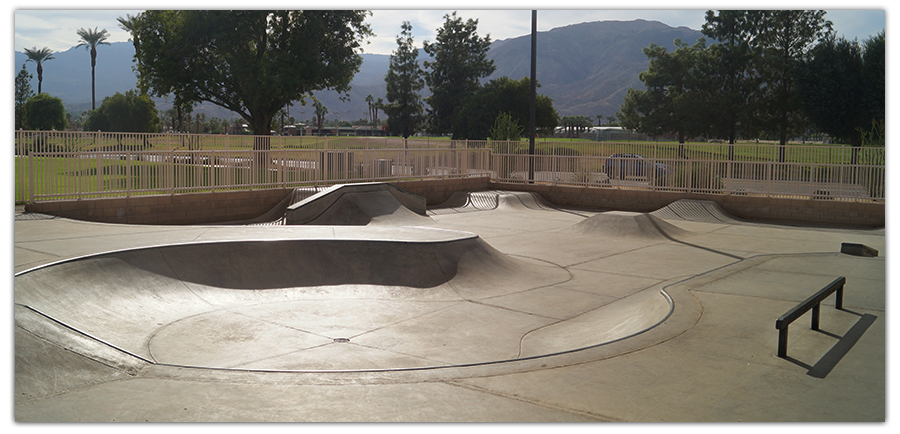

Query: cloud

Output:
[14, 9, 141, 53]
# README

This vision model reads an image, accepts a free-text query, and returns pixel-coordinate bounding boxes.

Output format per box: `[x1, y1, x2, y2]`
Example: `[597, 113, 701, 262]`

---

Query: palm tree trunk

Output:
[90, 48, 97, 110]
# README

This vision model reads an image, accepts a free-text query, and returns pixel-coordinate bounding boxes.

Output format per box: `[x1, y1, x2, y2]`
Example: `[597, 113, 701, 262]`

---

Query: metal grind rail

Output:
[775, 276, 846, 358]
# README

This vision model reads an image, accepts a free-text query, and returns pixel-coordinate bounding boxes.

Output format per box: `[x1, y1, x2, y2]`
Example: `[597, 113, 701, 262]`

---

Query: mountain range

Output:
[14, 19, 704, 125]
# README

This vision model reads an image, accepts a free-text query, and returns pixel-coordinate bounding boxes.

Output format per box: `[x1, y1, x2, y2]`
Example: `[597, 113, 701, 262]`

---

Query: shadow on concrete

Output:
[806, 312, 877, 379]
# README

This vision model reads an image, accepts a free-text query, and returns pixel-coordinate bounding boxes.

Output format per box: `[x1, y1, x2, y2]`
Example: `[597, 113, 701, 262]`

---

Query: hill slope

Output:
[14, 19, 704, 124]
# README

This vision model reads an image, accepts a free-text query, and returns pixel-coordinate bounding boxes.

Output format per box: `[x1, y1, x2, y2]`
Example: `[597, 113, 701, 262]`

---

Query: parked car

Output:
[603, 153, 670, 181]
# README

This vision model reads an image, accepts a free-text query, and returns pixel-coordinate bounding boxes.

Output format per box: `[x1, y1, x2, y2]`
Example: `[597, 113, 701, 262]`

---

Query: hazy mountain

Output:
[14, 19, 704, 124]
[15, 42, 142, 114]
[487, 19, 705, 119]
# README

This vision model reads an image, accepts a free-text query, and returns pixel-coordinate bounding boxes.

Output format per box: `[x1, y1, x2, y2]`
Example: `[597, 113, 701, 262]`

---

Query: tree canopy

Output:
[23, 46, 55, 94]
[128, 10, 372, 144]
[795, 31, 884, 149]
[618, 10, 867, 154]
[453, 76, 558, 140]
[617, 39, 709, 144]
[23, 93, 67, 131]
[84, 90, 160, 133]
[383, 21, 425, 138]
[16, 65, 34, 129]
[422, 12, 495, 138]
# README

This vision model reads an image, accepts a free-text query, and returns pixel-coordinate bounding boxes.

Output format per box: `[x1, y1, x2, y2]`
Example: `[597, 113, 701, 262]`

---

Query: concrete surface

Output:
[12, 187, 887, 422]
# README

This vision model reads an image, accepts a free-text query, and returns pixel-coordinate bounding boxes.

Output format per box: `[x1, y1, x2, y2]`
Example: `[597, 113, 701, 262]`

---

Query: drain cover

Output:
[333, 338, 350, 343]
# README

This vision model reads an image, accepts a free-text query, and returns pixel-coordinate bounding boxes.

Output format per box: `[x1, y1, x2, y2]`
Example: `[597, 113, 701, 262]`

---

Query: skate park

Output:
[13, 181, 886, 422]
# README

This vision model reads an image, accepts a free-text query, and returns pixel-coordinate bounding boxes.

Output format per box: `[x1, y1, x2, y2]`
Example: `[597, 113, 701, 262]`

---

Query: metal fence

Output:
[14, 130, 468, 153]
[15, 131, 885, 203]
[19, 146, 490, 202]
[490, 140, 885, 202]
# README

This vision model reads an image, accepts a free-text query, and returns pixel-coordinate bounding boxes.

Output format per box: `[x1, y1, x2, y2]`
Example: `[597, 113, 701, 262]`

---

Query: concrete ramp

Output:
[14, 227, 671, 372]
[428, 191, 554, 215]
[561, 211, 691, 240]
[285, 182, 430, 226]
[651, 199, 745, 224]
[520, 288, 673, 357]
[497, 191, 556, 211]
[234, 187, 325, 226]
[429, 191, 500, 214]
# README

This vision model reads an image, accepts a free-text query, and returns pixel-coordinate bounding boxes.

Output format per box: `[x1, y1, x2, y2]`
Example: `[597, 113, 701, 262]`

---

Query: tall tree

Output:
[23, 46, 55, 94]
[701, 10, 765, 150]
[313, 99, 328, 134]
[383, 21, 425, 138]
[755, 10, 832, 159]
[117, 14, 141, 66]
[617, 38, 708, 152]
[861, 31, 885, 126]
[795, 36, 866, 146]
[796, 31, 884, 164]
[129, 10, 372, 150]
[75, 27, 111, 110]
[366, 94, 375, 125]
[15, 65, 34, 129]
[422, 12, 495, 138]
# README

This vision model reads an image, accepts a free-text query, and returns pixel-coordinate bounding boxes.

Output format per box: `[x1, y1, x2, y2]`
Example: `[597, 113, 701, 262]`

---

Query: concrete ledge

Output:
[22, 176, 883, 228]
[24, 189, 294, 225]
[394, 176, 492, 205]
[284, 182, 426, 225]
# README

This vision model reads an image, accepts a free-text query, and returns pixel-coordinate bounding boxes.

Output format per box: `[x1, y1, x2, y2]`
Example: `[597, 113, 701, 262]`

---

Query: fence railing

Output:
[14, 130, 471, 153]
[21, 147, 491, 202]
[15, 131, 885, 203]
[491, 145, 884, 202]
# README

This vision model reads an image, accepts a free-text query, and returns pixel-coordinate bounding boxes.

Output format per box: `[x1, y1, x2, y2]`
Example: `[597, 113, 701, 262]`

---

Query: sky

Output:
[11, 2, 889, 56]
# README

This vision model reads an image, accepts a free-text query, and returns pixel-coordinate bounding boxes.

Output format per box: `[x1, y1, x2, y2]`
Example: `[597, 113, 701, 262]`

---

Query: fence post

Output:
[28, 150, 34, 204]
[169, 150, 175, 195]
[126, 152, 132, 198]
[96, 152, 103, 197]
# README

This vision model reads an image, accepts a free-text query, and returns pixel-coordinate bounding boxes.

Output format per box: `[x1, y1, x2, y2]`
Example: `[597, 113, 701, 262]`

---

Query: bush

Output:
[23, 93, 67, 131]
[84, 90, 160, 133]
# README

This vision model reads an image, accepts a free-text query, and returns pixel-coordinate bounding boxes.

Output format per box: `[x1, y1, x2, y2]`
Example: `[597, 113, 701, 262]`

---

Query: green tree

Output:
[453, 76, 558, 140]
[16, 64, 34, 129]
[701, 10, 765, 148]
[617, 39, 709, 150]
[383, 21, 425, 138]
[558, 115, 594, 138]
[422, 12, 495, 138]
[312, 99, 328, 134]
[84, 90, 160, 133]
[861, 31, 885, 126]
[129, 10, 372, 149]
[796, 31, 884, 163]
[117, 14, 140, 63]
[795, 36, 866, 146]
[755, 10, 833, 159]
[23, 93, 67, 131]
[23, 46, 56, 94]
[75, 27, 111, 110]
[488, 112, 525, 141]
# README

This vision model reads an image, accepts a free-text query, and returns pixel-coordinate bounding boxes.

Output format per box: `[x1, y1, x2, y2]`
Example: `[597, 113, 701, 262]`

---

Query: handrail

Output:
[775, 276, 846, 358]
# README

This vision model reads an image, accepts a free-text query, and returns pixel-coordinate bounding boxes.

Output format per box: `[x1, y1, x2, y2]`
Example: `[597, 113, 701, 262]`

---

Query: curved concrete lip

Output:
[14, 225, 679, 380]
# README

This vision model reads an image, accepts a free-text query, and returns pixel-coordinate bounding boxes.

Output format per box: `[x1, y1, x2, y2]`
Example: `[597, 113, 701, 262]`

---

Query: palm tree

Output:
[23, 46, 55, 94]
[117, 14, 140, 65]
[75, 27, 111, 110]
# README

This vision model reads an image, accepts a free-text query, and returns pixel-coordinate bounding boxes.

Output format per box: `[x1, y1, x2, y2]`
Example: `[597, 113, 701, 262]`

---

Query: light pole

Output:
[528, 10, 537, 183]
